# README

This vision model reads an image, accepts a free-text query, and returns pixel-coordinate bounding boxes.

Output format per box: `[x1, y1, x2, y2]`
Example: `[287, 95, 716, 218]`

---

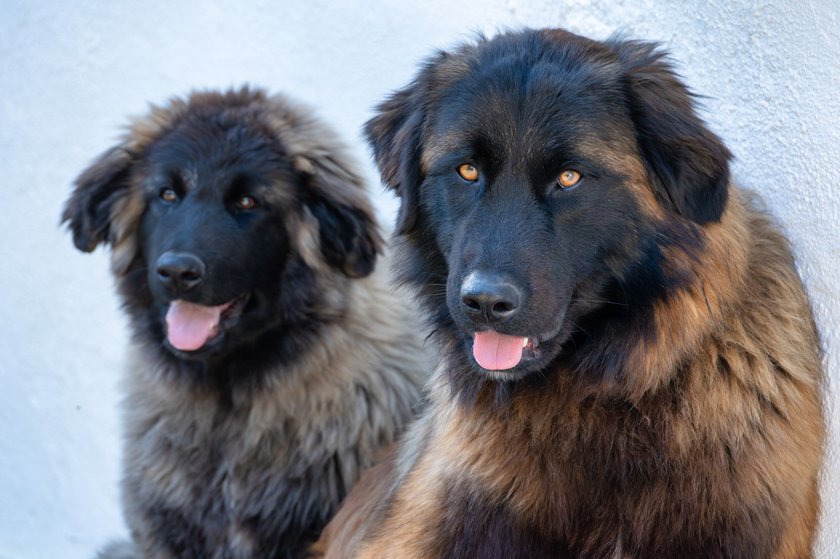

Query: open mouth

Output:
[164, 292, 250, 352]
[471, 331, 541, 371]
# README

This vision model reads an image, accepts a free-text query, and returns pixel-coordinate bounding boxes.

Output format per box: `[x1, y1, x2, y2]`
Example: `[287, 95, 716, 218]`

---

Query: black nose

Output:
[460, 271, 523, 324]
[156, 251, 205, 293]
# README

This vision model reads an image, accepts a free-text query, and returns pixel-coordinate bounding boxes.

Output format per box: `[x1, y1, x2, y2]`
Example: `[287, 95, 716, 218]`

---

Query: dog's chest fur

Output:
[382, 389, 652, 558]
[119, 306, 424, 559]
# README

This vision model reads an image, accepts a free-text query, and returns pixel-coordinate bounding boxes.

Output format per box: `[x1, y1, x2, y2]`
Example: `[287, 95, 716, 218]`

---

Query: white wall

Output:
[1, 0, 837, 557]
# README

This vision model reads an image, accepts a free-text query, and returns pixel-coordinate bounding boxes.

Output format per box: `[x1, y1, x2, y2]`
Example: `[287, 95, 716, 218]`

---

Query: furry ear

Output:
[62, 146, 135, 252]
[364, 84, 425, 235]
[308, 195, 381, 278]
[298, 157, 383, 279]
[612, 39, 732, 223]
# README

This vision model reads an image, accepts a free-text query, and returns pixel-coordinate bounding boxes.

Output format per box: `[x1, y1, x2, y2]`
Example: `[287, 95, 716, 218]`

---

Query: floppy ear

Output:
[299, 157, 383, 279]
[62, 146, 135, 252]
[364, 84, 425, 235]
[612, 39, 732, 223]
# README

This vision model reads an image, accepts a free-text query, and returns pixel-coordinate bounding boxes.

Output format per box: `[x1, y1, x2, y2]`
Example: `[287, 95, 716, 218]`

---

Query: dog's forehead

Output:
[422, 36, 629, 167]
[154, 110, 282, 160]
[142, 112, 297, 197]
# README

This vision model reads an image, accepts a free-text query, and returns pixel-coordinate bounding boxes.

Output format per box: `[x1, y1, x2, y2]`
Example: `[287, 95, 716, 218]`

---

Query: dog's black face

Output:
[366, 30, 730, 388]
[64, 89, 381, 379]
[424, 61, 650, 381]
[138, 119, 296, 360]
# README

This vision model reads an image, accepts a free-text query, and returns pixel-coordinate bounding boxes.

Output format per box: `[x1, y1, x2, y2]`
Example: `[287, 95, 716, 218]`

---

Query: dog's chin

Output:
[166, 341, 216, 361]
[164, 331, 230, 361]
[160, 292, 252, 361]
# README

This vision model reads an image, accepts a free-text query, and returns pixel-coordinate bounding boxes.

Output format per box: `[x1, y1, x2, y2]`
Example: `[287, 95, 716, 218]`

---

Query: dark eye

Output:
[556, 169, 582, 190]
[457, 163, 479, 182]
[234, 195, 257, 210]
[160, 188, 178, 203]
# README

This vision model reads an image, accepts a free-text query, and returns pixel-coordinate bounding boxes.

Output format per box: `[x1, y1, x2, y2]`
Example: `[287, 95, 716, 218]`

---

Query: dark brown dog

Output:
[313, 29, 825, 559]
[63, 88, 432, 558]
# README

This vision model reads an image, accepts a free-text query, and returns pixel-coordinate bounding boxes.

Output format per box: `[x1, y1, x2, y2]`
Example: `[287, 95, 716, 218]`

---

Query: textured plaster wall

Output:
[0, 0, 837, 557]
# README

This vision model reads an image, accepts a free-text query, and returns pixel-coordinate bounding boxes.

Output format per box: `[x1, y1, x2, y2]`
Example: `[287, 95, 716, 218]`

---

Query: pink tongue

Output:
[472, 331, 527, 371]
[165, 300, 224, 351]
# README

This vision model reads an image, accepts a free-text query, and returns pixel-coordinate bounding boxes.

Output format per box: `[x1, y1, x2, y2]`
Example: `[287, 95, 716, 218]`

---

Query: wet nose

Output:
[155, 251, 205, 294]
[460, 271, 523, 324]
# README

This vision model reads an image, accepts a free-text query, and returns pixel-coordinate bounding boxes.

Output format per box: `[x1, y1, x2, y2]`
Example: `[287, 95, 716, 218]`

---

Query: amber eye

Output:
[557, 169, 582, 190]
[457, 163, 479, 182]
[160, 188, 178, 203]
[235, 195, 257, 210]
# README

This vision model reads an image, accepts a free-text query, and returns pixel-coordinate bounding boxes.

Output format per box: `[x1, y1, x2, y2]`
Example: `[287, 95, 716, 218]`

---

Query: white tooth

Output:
[523, 338, 529, 347]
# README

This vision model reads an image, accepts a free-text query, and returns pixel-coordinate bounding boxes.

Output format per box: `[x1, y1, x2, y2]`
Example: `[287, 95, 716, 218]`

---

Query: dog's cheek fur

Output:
[362, 56, 481, 328]
[364, 87, 426, 236]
